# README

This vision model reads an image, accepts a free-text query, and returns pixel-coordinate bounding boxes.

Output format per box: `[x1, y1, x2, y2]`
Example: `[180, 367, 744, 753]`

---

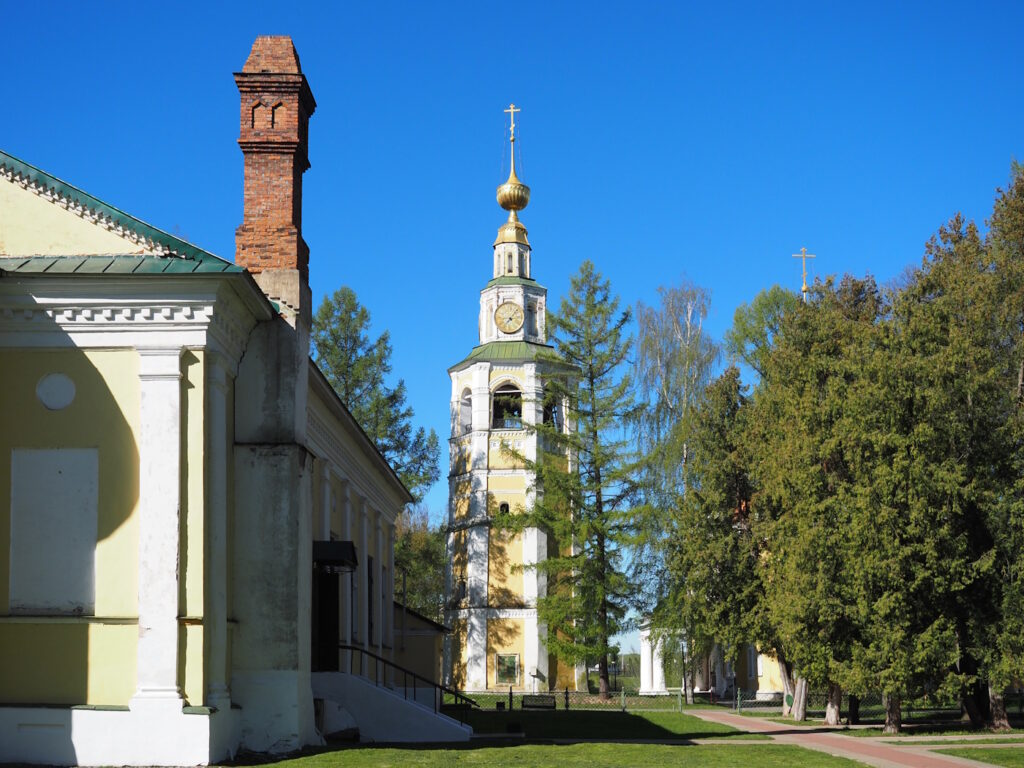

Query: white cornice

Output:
[0, 275, 260, 365]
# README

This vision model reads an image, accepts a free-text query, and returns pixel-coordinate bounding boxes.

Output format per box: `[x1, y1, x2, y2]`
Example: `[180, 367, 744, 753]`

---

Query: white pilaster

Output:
[339, 478, 353, 650]
[132, 347, 184, 711]
[205, 354, 232, 709]
[465, 609, 487, 690]
[386, 519, 395, 650]
[318, 461, 332, 540]
[375, 515, 384, 656]
[359, 499, 370, 649]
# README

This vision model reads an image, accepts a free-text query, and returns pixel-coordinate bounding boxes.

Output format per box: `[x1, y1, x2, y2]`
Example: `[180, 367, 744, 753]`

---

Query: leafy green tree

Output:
[724, 285, 800, 379]
[312, 286, 440, 501]
[632, 281, 718, 612]
[393, 505, 447, 624]
[509, 260, 637, 698]
[664, 367, 760, 692]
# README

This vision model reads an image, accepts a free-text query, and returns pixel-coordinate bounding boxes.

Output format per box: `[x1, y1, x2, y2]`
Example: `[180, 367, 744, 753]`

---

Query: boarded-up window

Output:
[9, 448, 98, 614]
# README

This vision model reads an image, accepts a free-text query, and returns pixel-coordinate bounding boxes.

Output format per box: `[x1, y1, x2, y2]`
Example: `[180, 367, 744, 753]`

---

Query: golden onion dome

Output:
[496, 167, 530, 212]
[493, 103, 531, 247]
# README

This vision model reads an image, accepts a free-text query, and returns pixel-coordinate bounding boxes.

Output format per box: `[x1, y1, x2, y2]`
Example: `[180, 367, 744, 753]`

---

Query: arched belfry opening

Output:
[492, 384, 522, 430]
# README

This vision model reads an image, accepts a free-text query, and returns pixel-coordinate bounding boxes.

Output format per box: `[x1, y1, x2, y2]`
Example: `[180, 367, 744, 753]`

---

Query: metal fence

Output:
[447, 687, 1024, 720]
[449, 688, 692, 712]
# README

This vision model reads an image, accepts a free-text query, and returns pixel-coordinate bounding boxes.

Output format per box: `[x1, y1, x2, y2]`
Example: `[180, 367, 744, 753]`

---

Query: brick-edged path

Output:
[690, 709, 996, 768]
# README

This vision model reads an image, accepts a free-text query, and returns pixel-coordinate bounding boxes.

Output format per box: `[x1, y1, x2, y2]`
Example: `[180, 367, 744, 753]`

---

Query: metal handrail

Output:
[337, 643, 478, 723]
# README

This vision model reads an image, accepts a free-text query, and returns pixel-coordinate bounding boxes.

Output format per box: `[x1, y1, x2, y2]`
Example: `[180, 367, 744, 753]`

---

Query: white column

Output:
[132, 348, 184, 710]
[652, 635, 667, 693]
[639, 626, 654, 694]
[205, 355, 232, 709]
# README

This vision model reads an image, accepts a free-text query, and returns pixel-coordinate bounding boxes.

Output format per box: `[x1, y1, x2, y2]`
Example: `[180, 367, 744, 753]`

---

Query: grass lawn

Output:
[255, 743, 861, 767]
[462, 709, 767, 740]
[935, 748, 1024, 767]
[848, 725, 1024, 738]
[887, 737, 1024, 745]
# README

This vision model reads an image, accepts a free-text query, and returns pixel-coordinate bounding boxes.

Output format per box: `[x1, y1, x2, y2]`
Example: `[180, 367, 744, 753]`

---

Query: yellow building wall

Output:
[486, 618, 524, 690]
[451, 478, 472, 521]
[487, 475, 526, 493]
[0, 622, 137, 705]
[0, 177, 153, 256]
[757, 651, 785, 693]
[488, 438, 525, 470]
[0, 349, 141, 705]
[488, 528, 524, 606]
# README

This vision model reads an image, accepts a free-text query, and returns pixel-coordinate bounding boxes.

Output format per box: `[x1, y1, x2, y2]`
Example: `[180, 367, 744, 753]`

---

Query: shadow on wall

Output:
[0, 291, 140, 723]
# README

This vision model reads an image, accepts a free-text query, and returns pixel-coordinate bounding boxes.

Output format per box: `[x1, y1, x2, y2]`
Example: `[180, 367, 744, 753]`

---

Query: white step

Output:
[311, 672, 473, 743]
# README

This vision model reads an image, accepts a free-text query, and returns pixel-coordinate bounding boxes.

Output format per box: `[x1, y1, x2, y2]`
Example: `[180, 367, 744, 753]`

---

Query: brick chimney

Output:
[234, 36, 317, 326]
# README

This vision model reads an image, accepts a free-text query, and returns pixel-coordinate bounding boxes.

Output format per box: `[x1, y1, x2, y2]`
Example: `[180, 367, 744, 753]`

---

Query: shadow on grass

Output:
[461, 709, 762, 741]
[220, 710, 768, 766]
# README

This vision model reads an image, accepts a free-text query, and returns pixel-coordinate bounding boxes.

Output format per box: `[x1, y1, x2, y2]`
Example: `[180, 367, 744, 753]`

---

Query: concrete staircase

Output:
[312, 672, 473, 743]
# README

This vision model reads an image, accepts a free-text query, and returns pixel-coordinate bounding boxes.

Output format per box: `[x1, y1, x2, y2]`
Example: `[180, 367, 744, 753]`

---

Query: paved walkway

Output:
[690, 709, 1003, 768]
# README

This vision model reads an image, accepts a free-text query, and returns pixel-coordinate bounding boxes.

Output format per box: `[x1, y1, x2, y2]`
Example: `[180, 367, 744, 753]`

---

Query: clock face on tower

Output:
[494, 301, 525, 334]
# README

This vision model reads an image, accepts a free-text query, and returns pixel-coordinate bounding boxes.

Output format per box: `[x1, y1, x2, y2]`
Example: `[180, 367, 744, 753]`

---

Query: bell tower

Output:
[444, 107, 574, 693]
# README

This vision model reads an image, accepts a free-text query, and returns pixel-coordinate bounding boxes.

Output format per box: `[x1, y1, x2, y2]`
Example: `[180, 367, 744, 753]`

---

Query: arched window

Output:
[492, 384, 522, 429]
[507, 252, 513, 274]
[543, 388, 562, 432]
[459, 389, 472, 434]
[498, 502, 510, 516]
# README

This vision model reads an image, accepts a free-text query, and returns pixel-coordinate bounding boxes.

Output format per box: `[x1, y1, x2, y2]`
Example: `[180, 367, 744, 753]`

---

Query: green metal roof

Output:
[1, 255, 241, 275]
[484, 275, 541, 289]
[449, 340, 572, 372]
[0, 149, 241, 272]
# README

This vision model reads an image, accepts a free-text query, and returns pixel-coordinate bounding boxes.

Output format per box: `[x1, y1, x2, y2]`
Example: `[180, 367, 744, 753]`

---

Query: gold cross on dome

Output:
[504, 103, 521, 142]
[792, 247, 816, 303]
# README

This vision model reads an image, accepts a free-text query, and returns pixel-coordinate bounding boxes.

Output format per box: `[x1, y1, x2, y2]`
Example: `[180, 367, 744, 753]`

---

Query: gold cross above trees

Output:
[504, 103, 520, 143]
[792, 246, 816, 303]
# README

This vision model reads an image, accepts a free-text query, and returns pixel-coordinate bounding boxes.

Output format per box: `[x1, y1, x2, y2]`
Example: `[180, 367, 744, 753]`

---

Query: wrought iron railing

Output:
[337, 643, 478, 723]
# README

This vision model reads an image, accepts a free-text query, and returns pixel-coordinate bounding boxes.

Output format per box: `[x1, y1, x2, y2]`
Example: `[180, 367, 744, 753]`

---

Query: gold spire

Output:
[495, 103, 531, 246]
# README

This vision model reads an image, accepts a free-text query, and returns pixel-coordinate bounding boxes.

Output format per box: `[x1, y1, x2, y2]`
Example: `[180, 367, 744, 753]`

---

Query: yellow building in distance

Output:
[444, 108, 578, 693]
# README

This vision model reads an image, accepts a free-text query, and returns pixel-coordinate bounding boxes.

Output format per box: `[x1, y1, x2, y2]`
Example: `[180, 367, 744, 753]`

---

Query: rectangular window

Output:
[10, 448, 98, 614]
[495, 653, 519, 685]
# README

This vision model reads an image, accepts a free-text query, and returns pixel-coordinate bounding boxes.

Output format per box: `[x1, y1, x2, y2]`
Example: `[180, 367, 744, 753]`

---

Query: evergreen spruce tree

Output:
[509, 260, 637, 698]
[746, 276, 880, 725]
[985, 163, 1024, 728]
[311, 286, 440, 501]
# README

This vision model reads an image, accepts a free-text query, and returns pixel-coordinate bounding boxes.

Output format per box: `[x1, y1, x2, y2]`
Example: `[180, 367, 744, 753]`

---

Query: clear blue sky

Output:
[5, 3, 1023, 647]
